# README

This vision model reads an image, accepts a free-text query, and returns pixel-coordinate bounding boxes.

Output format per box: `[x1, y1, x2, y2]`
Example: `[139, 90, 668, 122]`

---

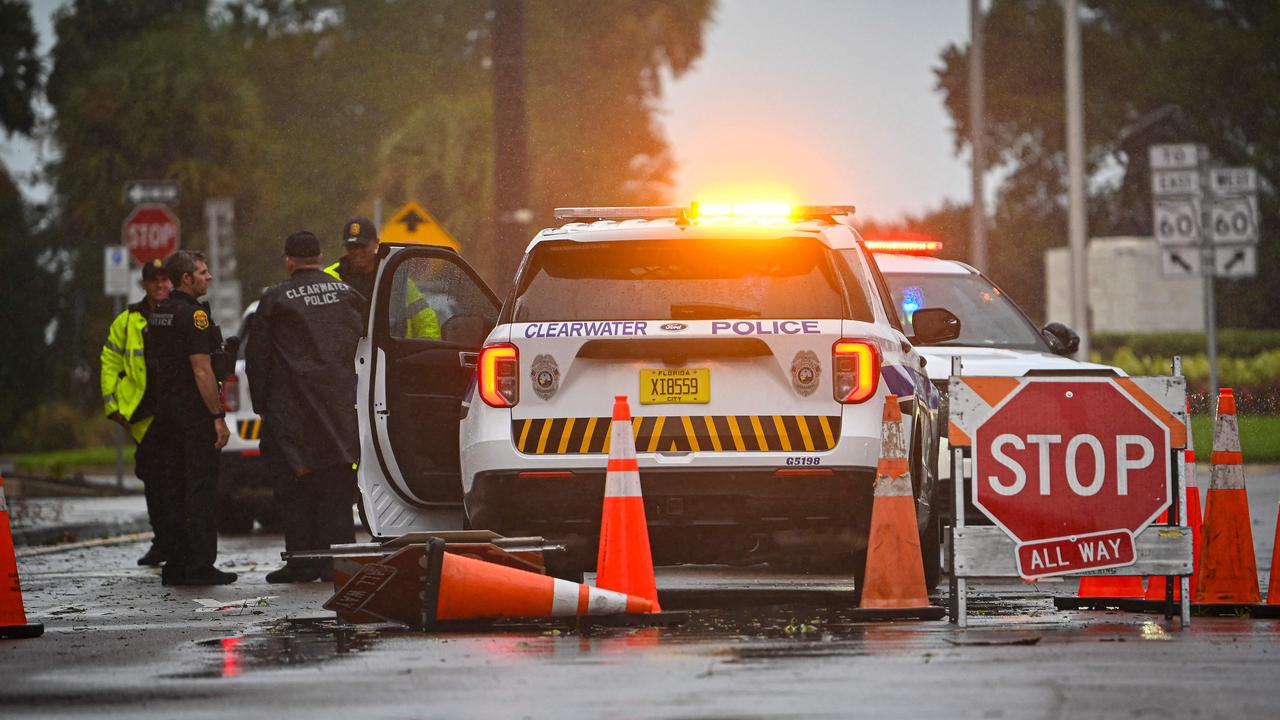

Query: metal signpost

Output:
[205, 198, 242, 335]
[1150, 144, 1261, 395]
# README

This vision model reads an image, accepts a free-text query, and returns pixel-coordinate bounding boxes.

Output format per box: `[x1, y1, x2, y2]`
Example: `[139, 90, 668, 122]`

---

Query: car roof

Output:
[528, 219, 863, 252]
[872, 252, 976, 276]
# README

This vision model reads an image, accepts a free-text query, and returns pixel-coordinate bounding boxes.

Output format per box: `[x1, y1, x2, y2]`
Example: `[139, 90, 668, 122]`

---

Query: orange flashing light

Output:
[478, 343, 519, 407]
[863, 230, 942, 255]
[833, 339, 879, 404]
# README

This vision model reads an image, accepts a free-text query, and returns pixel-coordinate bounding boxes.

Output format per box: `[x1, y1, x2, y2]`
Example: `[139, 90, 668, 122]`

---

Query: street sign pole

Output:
[1202, 239, 1218, 396]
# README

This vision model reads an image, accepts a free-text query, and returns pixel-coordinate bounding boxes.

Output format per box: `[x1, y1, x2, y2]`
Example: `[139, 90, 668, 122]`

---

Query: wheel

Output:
[216, 494, 255, 534]
[911, 415, 942, 591]
[920, 515, 941, 591]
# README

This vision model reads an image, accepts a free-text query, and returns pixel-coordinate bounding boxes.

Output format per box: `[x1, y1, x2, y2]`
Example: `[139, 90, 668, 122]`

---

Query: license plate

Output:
[640, 368, 710, 404]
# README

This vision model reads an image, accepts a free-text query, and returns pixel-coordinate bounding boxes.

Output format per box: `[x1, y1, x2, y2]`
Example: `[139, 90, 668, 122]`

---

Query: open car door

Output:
[356, 244, 500, 538]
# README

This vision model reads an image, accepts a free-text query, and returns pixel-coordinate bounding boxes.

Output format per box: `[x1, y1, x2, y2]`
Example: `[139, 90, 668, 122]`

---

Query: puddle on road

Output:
[167, 619, 382, 679]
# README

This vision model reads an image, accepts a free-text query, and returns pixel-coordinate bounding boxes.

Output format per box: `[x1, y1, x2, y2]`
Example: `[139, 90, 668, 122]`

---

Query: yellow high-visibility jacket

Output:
[100, 300, 154, 443]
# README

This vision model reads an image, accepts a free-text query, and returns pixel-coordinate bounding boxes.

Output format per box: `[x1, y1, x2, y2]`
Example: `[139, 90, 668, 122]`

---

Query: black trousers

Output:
[133, 423, 175, 555]
[283, 464, 356, 570]
[154, 411, 221, 572]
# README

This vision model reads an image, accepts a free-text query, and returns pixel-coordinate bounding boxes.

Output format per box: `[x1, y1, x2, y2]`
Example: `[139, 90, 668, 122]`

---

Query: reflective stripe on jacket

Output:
[100, 304, 153, 443]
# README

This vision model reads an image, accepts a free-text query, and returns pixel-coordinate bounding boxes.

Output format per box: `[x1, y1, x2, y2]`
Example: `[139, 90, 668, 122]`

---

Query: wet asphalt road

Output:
[4, 466, 1279, 719]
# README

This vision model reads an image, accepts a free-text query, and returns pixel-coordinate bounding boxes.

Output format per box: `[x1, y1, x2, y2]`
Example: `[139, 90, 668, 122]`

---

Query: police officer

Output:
[100, 259, 173, 566]
[247, 231, 365, 583]
[150, 250, 236, 586]
[325, 216, 441, 338]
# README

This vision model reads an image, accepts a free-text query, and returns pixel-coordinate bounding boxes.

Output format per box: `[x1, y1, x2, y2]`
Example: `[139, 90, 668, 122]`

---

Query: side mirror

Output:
[1042, 322, 1080, 356]
[911, 308, 961, 345]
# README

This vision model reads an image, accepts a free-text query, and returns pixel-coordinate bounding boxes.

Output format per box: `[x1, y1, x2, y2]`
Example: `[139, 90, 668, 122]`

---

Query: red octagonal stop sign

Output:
[973, 379, 1170, 578]
[121, 204, 181, 265]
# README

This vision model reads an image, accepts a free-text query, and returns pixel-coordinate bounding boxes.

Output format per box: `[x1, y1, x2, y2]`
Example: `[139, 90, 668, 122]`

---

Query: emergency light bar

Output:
[553, 203, 857, 223]
[862, 230, 942, 255]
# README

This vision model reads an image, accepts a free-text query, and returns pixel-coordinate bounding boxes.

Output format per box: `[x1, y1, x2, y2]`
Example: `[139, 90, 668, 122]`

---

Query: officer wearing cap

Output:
[248, 231, 365, 583]
[325, 216, 441, 338]
[100, 259, 173, 567]
[149, 250, 236, 586]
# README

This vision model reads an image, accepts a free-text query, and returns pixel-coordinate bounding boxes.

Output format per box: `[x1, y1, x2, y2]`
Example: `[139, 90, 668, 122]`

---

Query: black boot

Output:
[182, 566, 238, 585]
[137, 545, 168, 566]
[266, 563, 320, 583]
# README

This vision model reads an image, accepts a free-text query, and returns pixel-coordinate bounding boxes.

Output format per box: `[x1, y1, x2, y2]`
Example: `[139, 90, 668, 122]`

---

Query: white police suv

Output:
[355, 204, 961, 583]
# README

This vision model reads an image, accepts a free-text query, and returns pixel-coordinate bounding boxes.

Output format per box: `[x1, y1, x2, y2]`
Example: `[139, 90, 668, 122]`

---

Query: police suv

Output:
[355, 205, 961, 583]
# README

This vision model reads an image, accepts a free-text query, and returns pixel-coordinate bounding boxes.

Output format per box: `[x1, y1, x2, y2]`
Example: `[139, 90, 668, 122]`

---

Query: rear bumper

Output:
[465, 466, 876, 568]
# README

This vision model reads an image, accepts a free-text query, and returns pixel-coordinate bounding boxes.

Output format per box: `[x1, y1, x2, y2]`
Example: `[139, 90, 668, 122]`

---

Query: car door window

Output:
[386, 255, 499, 345]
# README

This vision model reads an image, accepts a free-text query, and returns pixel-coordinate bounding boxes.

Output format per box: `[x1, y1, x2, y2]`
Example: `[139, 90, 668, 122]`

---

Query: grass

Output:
[9, 445, 134, 477]
[1191, 414, 1280, 463]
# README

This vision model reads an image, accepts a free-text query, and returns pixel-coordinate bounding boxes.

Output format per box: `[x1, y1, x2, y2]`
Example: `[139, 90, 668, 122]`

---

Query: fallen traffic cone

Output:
[1, 473, 44, 639]
[1265, 502, 1279, 605]
[325, 539, 652, 629]
[434, 542, 651, 621]
[1145, 401, 1203, 601]
[859, 395, 931, 610]
[1195, 388, 1260, 604]
[595, 396, 661, 611]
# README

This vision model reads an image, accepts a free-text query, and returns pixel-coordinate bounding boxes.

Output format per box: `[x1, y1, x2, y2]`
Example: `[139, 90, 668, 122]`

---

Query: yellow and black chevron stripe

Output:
[237, 418, 262, 440]
[513, 415, 841, 455]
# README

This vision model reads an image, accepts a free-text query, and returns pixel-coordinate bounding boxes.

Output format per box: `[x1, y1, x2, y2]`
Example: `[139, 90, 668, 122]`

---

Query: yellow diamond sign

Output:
[380, 201, 459, 251]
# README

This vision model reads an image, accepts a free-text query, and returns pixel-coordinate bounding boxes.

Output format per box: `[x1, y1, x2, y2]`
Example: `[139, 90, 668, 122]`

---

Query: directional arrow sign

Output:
[380, 201, 460, 251]
[1160, 247, 1202, 278]
[1213, 245, 1256, 278]
[1153, 199, 1200, 245]
[1209, 196, 1259, 244]
[124, 180, 180, 206]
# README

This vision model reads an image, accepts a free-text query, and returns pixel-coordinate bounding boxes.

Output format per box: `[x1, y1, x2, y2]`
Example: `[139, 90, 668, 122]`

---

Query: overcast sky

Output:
[3, 0, 973, 222]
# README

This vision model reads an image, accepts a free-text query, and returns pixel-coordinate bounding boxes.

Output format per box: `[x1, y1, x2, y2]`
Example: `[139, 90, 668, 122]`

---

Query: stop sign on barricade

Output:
[952, 377, 1184, 578]
[122, 204, 180, 265]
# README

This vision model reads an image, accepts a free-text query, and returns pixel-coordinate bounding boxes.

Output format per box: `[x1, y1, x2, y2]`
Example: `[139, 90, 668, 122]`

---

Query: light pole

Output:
[969, 0, 987, 273]
[1064, 0, 1090, 360]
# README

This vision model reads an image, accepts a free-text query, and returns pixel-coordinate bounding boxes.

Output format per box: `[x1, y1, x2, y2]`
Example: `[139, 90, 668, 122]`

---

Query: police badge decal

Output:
[530, 354, 560, 400]
[791, 350, 820, 396]
[192, 309, 210, 331]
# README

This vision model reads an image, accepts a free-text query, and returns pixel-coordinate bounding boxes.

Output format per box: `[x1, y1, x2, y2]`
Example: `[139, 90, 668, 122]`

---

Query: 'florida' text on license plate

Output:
[640, 368, 710, 404]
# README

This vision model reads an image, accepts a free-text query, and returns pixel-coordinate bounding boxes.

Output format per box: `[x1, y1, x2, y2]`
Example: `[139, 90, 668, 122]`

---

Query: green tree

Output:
[0, 0, 41, 135]
[934, 0, 1280, 326]
[45, 1, 267, 407]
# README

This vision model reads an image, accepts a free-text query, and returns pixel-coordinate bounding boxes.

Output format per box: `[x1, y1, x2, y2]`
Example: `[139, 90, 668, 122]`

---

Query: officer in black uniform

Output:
[150, 250, 236, 586]
[247, 231, 365, 583]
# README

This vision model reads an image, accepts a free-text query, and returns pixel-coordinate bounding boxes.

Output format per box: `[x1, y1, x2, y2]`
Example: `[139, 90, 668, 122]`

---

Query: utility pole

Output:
[1064, 0, 1090, 360]
[969, 0, 987, 273]
[492, 0, 532, 288]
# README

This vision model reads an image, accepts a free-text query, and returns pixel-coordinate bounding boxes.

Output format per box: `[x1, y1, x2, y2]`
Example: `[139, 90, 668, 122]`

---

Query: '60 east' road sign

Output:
[972, 379, 1171, 578]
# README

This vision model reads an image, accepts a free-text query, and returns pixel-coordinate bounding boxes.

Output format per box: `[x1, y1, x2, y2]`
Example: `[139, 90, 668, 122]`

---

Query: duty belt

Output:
[513, 415, 841, 455]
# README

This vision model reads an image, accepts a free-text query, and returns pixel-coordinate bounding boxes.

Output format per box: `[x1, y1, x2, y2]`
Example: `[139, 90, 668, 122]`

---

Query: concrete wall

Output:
[1045, 236, 1204, 334]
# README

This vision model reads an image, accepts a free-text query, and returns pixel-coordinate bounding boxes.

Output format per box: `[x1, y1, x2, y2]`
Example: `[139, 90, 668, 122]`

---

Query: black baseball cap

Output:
[343, 216, 378, 246]
[284, 230, 322, 258]
[140, 258, 167, 281]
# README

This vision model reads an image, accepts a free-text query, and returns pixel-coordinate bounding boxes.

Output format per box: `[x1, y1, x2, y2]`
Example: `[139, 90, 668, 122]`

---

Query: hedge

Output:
[1092, 330, 1280, 360]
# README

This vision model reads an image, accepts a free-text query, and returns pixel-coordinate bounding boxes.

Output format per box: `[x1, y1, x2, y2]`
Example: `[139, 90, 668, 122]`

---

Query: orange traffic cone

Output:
[1146, 401, 1203, 601]
[594, 395, 660, 611]
[1195, 388, 1260, 604]
[325, 539, 652, 629]
[1264, 502, 1279, 605]
[1, 474, 43, 639]
[435, 545, 652, 621]
[859, 395, 930, 610]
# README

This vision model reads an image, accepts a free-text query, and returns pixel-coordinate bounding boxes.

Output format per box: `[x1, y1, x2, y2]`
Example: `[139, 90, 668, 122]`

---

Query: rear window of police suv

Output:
[508, 238, 871, 323]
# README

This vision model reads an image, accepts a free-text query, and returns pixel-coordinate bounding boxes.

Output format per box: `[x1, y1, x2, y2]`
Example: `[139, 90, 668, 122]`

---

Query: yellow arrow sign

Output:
[380, 201, 459, 251]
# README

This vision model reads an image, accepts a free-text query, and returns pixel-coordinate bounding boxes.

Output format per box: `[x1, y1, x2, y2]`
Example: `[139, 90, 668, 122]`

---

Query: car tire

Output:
[920, 516, 941, 592]
[217, 494, 255, 534]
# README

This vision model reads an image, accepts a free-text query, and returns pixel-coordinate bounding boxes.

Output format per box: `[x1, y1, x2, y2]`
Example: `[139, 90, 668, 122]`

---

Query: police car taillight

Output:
[832, 340, 879, 404]
[478, 343, 519, 407]
[221, 375, 240, 412]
